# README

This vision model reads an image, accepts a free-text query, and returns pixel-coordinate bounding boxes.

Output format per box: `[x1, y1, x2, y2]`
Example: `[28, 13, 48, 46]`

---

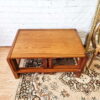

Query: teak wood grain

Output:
[11, 29, 85, 58]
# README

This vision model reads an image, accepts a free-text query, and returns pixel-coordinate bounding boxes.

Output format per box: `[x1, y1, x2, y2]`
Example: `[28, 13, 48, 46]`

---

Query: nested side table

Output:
[7, 29, 87, 78]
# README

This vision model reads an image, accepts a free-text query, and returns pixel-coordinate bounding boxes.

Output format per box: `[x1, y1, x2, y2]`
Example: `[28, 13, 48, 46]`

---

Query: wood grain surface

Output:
[11, 29, 85, 58]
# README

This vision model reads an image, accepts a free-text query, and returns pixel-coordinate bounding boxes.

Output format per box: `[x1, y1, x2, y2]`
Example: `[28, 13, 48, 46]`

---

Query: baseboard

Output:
[0, 46, 11, 48]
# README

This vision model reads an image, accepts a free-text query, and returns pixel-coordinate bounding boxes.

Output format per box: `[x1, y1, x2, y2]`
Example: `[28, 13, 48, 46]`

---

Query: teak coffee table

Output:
[7, 29, 87, 78]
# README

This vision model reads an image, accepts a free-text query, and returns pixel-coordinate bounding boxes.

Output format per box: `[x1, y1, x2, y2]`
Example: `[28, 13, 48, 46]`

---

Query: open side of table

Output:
[7, 29, 88, 79]
[7, 57, 87, 79]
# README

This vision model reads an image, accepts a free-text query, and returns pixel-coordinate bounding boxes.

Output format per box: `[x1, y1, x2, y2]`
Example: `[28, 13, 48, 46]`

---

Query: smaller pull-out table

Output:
[7, 29, 87, 78]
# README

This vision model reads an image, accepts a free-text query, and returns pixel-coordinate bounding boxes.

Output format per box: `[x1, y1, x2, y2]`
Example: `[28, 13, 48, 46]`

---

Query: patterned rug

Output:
[15, 57, 100, 100]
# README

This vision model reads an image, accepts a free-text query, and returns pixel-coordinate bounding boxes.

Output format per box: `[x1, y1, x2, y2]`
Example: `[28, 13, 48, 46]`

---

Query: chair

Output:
[88, 22, 100, 68]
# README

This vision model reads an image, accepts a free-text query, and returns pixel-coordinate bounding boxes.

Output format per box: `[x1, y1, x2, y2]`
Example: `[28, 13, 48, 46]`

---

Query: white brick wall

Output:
[0, 0, 98, 46]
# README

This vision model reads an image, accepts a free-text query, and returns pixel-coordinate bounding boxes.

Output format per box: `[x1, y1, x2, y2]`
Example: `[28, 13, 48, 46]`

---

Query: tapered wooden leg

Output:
[7, 58, 20, 79]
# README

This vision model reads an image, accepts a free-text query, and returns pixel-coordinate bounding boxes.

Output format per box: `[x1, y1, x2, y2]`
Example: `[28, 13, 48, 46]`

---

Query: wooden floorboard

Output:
[0, 47, 19, 100]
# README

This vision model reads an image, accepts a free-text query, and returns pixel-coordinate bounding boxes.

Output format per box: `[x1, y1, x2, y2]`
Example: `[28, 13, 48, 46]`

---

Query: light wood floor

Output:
[0, 47, 19, 100]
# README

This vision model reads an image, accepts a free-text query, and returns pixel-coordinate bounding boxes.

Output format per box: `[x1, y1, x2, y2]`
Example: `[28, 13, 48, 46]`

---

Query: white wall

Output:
[0, 0, 98, 46]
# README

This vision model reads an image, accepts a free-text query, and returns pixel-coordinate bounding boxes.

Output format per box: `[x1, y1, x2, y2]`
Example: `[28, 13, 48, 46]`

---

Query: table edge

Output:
[9, 29, 86, 59]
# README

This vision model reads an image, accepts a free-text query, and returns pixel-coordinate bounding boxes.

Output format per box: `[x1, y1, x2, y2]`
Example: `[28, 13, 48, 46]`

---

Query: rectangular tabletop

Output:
[11, 29, 85, 58]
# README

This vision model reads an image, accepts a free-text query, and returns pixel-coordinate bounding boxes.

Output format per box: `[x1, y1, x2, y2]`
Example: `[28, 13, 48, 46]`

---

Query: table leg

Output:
[75, 56, 88, 77]
[7, 58, 20, 79]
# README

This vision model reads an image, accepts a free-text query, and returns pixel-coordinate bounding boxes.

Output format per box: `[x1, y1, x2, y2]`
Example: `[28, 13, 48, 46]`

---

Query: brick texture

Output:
[0, 0, 98, 46]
